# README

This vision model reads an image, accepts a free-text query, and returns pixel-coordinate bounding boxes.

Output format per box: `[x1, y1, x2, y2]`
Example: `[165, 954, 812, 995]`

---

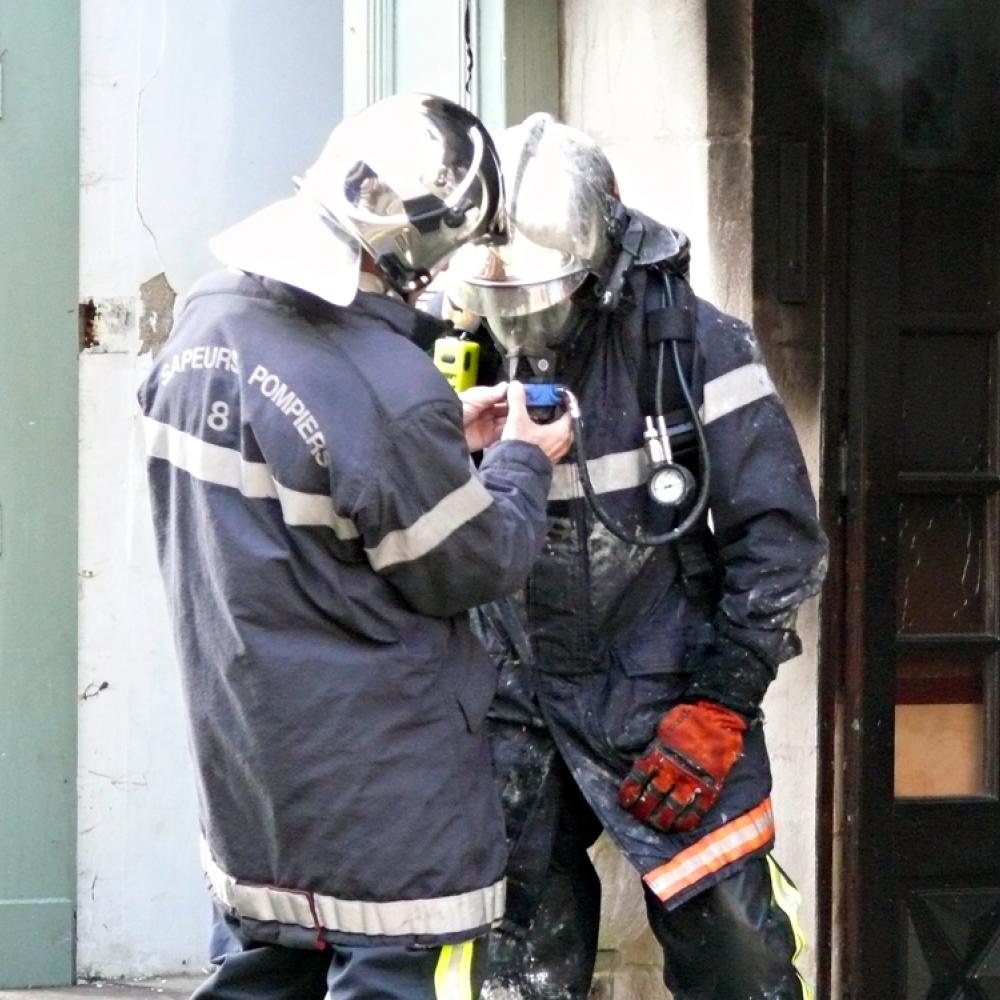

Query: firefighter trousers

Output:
[196, 907, 487, 1000]
[483, 723, 809, 1000]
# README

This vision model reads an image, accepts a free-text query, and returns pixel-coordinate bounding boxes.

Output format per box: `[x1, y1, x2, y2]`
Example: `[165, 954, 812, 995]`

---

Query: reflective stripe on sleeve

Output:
[548, 448, 648, 502]
[700, 363, 775, 425]
[143, 417, 359, 539]
[201, 840, 505, 938]
[365, 475, 494, 571]
[643, 797, 775, 904]
[434, 940, 475, 1000]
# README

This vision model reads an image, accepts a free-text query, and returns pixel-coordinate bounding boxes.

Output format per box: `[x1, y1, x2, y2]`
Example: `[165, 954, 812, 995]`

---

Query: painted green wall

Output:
[0, 0, 79, 986]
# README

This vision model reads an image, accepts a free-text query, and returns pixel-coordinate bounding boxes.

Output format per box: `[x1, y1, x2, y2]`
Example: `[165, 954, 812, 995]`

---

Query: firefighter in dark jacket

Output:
[447, 114, 829, 1000]
[138, 95, 573, 1000]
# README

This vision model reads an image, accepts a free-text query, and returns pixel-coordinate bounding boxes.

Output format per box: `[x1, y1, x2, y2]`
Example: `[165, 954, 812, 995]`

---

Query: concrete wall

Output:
[562, 2, 824, 995]
[77, 0, 343, 977]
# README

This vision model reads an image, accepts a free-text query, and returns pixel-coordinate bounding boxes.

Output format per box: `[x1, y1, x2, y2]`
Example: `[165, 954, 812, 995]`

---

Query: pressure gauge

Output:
[648, 462, 695, 508]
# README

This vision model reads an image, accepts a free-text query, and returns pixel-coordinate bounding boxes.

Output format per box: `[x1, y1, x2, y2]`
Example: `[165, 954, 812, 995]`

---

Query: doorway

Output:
[829, 2, 1000, 995]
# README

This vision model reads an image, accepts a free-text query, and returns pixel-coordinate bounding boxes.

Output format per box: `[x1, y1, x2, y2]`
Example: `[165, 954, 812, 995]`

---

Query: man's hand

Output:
[501, 381, 573, 464]
[460, 382, 509, 452]
[618, 700, 747, 833]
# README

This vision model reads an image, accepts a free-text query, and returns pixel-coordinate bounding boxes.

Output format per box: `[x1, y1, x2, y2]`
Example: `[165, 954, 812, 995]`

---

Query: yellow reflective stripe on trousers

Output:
[434, 940, 474, 1000]
[765, 855, 814, 1000]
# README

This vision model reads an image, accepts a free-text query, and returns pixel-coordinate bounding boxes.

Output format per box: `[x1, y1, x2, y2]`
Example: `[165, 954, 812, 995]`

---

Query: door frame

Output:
[818, 41, 902, 1000]
[343, 0, 559, 132]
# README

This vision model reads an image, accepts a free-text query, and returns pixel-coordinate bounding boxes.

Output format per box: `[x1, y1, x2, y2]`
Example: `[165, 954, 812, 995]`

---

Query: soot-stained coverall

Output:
[477, 267, 828, 1000]
[139, 271, 555, 999]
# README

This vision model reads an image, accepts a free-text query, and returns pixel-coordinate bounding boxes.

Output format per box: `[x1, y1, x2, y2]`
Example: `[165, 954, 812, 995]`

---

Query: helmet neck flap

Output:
[210, 93, 504, 306]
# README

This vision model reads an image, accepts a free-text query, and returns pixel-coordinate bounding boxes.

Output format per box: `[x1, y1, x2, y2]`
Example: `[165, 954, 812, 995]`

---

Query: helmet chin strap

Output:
[357, 271, 401, 299]
[359, 252, 419, 302]
[594, 204, 646, 311]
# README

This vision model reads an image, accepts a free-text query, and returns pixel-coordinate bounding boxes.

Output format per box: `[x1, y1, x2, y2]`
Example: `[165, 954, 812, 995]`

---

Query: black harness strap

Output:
[640, 270, 719, 599]
[640, 270, 697, 454]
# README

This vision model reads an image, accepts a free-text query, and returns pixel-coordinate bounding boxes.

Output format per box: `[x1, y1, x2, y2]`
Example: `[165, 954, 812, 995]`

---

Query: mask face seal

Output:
[486, 298, 578, 377]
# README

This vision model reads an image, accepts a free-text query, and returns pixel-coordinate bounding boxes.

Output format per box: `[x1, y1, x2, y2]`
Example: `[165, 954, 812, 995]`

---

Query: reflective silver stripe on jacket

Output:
[546, 363, 775, 503]
[548, 448, 647, 502]
[700, 362, 775, 425]
[201, 840, 506, 937]
[143, 417, 359, 539]
[366, 475, 494, 571]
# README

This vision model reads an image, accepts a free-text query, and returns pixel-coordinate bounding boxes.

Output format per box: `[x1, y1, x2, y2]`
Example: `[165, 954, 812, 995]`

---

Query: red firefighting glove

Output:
[618, 700, 747, 833]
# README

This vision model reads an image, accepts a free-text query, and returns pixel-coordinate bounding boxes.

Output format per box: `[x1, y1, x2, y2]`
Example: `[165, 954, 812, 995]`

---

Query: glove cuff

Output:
[682, 630, 777, 719]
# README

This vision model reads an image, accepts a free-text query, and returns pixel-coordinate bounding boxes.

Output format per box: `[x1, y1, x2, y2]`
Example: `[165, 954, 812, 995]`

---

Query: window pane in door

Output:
[900, 174, 997, 312]
[897, 495, 989, 634]
[899, 331, 992, 473]
[895, 652, 987, 797]
[903, 888, 1000, 996]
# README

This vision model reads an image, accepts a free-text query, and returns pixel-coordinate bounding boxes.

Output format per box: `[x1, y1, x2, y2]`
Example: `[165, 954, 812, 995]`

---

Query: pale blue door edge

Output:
[0, 0, 80, 987]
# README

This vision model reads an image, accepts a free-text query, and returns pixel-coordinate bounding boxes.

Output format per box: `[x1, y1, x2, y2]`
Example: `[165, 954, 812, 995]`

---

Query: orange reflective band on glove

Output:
[618, 700, 747, 833]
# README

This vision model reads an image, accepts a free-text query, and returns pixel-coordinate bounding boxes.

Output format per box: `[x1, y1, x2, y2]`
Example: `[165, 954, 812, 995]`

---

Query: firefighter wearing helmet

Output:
[449, 113, 828, 1000]
[139, 95, 572, 999]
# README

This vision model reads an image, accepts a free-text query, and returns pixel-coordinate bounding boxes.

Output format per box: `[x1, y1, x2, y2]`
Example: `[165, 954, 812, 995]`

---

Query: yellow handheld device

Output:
[433, 336, 480, 392]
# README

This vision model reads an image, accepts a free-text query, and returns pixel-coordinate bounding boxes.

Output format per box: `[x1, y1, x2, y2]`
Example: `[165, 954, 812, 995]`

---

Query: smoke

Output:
[810, 0, 989, 139]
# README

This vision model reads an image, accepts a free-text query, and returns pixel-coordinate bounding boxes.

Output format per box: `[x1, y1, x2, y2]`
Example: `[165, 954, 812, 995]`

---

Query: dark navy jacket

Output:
[480, 268, 828, 909]
[138, 271, 554, 946]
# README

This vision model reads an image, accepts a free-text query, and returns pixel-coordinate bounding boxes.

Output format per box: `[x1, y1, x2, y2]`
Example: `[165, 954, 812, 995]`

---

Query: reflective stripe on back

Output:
[143, 417, 359, 539]
[434, 940, 475, 1000]
[699, 362, 775, 425]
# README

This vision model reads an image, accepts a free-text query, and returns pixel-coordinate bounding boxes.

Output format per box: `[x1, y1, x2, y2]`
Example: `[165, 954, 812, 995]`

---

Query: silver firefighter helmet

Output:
[210, 93, 503, 305]
[310, 93, 504, 294]
[447, 112, 686, 361]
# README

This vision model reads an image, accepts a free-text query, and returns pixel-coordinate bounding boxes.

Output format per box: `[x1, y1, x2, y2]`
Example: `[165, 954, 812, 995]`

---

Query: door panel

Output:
[903, 889, 1000, 998]
[840, 1, 1000, 995]
[0, 0, 79, 987]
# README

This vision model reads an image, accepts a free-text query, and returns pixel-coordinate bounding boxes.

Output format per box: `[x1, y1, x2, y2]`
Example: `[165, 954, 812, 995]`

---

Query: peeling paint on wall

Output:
[139, 272, 175, 356]
[79, 299, 98, 351]
[78, 274, 175, 356]
[79, 297, 138, 354]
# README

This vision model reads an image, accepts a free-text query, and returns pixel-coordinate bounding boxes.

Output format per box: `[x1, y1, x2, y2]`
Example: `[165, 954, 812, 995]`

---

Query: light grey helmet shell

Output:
[210, 94, 505, 305]
[448, 113, 685, 320]
[447, 113, 617, 320]
[503, 112, 618, 276]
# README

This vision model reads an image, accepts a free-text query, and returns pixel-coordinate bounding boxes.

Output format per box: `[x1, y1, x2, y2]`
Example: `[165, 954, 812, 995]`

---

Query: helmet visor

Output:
[447, 228, 588, 319]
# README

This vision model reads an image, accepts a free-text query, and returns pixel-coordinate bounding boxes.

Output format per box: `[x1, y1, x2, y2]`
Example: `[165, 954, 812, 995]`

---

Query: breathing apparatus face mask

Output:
[448, 227, 589, 376]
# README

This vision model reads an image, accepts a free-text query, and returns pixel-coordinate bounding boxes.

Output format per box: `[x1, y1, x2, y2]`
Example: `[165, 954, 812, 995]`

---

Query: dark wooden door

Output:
[838, 2, 1000, 995]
